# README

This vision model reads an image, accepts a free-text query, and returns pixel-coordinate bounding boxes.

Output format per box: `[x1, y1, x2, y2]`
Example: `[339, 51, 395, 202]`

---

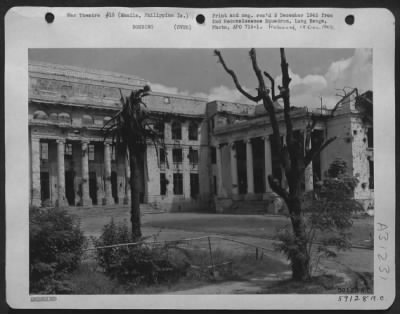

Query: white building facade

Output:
[29, 62, 374, 213]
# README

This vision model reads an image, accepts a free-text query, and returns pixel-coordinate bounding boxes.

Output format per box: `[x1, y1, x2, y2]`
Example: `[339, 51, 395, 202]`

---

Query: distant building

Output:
[29, 62, 373, 213]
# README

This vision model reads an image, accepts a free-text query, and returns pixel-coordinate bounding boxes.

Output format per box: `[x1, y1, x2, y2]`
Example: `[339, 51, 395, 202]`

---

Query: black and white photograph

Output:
[27, 47, 374, 295]
[5, 7, 395, 309]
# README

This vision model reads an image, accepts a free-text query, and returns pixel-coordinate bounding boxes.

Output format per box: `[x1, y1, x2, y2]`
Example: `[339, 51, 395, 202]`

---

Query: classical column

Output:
[124, 150, 131, 204]
[103, 142, 114, 205]
[183, 147, 191, 198]
[304, 135, 314, 192]
[245, 139, 255, 199]
[165, 147, 174, 196]
[81, 141, 92, 206]
[31, 136, 41, 207]
[230, 142, 239, 198]
[56, 139, 67, 207]
[216, 144, 224, 197]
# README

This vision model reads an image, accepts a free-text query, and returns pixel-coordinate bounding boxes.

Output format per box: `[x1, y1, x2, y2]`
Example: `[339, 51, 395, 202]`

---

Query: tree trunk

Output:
[286, 195, 311, 281]
[129, 148, 142, 241]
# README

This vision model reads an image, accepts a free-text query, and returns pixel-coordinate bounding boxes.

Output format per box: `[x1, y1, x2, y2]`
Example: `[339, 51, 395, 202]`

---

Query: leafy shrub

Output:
[275, 159, 364, 276]
[30, 206, 85, 294]
[94, 219, 188, 286]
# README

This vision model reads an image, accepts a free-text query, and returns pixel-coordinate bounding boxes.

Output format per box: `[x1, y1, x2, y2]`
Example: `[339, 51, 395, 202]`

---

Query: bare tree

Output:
[214, 48, 336, 280]
[103, 86, 165, 241]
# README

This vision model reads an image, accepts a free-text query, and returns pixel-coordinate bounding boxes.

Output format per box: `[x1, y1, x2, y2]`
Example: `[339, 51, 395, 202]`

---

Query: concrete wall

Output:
[144, 118, 210, 212]
[321, 115, 354, 179]
[320, 114, 374, 210]
[349, 117, 374, 209]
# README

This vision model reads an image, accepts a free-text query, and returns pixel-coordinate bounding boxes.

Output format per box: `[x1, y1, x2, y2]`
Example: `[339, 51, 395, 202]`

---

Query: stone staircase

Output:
[64, 203, 165, 219]
[215, 197, 286, 215]
[140, 203, 166, 214]
[230, 200, 271, 214]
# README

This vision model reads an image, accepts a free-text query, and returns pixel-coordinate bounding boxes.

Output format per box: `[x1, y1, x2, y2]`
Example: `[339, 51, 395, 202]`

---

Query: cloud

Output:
[150, 82, 253, 104]
[149, 49, 372, 110]
[326, 48, 372, 93]
[205, 85, 251, 103]
[277, 48, 372, 109]
[150, 82, 189, 96]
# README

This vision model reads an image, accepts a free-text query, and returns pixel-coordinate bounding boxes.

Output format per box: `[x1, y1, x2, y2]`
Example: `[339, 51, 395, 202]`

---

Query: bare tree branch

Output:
[279, 48, 295, 173]
[263, 71, 275, 99]
[304, 136, 337, 167]
[214, 49, 262, 102]
[249, 48, 267, 95]
[304, 118, 318, 155]
[214, 49, 285, 168]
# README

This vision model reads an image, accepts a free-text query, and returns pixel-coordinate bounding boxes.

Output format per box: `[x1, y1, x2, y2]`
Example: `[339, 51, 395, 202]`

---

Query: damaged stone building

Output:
[29, 62, 374, 213]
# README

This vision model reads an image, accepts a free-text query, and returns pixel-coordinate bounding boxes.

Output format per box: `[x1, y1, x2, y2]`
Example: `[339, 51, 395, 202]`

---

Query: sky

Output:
[29, 48, 372, 109]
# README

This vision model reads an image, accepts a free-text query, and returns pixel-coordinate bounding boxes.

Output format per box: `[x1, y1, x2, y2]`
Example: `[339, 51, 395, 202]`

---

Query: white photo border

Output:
[5, 6, 396, 309]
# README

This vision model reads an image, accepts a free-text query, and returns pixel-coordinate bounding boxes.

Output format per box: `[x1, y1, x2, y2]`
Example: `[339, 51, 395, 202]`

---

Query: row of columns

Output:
[215, 136, 313, 199]
[31, 137, 127, 207]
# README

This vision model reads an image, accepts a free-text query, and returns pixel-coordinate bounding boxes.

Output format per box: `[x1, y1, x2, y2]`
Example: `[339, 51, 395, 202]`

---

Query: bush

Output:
[275, 159, 364, 276]
[94, 219, 188, 286]
[30, 207, 85, 294]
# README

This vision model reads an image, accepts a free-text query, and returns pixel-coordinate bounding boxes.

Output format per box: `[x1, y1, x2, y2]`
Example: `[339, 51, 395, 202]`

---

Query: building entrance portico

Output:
[30, 133, 135, 208]
[211, 108, 318, 213]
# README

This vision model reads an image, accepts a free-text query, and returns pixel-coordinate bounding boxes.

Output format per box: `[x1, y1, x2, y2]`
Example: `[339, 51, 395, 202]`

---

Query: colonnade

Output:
[215, 136, 313, 200]
[31, 136, 129, 207]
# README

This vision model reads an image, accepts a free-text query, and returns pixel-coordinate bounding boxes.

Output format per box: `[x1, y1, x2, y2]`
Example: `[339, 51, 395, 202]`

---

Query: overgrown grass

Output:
[68, 247, 289, 294]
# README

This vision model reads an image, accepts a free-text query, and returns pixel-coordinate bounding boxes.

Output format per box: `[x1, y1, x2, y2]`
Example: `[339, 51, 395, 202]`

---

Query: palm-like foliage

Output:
[103, 85, 165, 240]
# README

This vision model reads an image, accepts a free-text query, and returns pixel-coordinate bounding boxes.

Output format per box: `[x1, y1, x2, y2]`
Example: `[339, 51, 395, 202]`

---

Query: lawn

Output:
[71, 209, 373, 248]
[142, 213, 374, 247]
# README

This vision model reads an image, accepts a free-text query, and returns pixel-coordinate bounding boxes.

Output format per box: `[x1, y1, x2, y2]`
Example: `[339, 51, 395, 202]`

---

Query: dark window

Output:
[188, 149, 199, 165]
[172, 148, 182, 163]
[171, 121, 182, 140]
[40, 172, 50, 202]
[40, 142, 48, 160]
[367, 127, 373, 148]
[211, 146, 217, 164]
[189, 122, 199, 140]
[65, 143, 73, 158]
[155, 121, 165, 139]
[190, 173, 199, 198]
[159, 148, 166, 167]
[173, 173, 183, 195]
[369, 160, 374, 189]
[160, 173, 167, 195]
[111, 145, 116, 161]
[88, 144, 95, 161]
